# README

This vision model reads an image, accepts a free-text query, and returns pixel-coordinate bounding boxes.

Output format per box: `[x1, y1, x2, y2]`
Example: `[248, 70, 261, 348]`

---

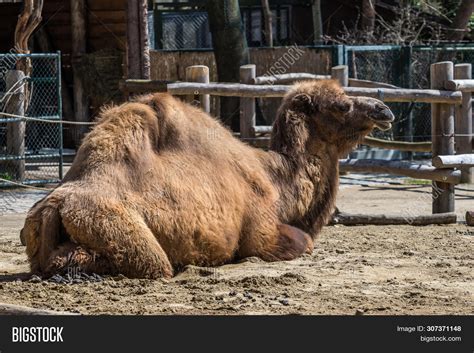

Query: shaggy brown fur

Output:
[21, 80, 394, 278]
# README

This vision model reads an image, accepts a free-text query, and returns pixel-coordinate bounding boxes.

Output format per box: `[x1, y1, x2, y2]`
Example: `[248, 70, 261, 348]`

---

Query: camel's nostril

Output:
[374, 106, 395, 122]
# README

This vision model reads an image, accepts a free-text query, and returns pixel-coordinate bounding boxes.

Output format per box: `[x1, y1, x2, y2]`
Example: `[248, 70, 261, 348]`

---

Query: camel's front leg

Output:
[238, 223, 314, 262]
[60, 197, 173, 279]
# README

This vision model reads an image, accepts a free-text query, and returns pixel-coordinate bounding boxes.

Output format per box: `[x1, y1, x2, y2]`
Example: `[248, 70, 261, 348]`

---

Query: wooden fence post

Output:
[5, 70, 26, 181]
[331, 65, 348, 87]
[240, 64, 256, 138]
[454, 63, 473, 184]
[430, 61, 455, 213]
[185, 65, 210, 113]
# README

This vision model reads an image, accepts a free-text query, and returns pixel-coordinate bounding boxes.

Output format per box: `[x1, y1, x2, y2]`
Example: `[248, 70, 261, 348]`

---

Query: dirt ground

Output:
[0, 182, 473, 315]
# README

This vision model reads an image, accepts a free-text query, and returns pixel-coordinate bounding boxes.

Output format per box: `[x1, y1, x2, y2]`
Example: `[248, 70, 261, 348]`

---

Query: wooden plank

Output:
[331, 212, 457, 226]
[339, 159, 461, 184]
[431, 61, 455, 213]
[86, 0, 126, 11]
[432, 154, 474, 168]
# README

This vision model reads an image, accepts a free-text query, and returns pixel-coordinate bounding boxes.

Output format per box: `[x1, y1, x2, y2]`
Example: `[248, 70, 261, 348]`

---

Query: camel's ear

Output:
[332, 101, 352, 114]
[291, 93, 314, 113]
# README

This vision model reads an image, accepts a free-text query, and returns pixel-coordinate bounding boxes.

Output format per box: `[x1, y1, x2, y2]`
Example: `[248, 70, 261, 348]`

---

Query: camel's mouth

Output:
[373, 120, 392, 131]
[371, 107, 395, 131]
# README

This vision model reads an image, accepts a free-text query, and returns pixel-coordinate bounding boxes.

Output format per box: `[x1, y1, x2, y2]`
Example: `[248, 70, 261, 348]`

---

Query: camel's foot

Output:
[44, 241, 116, 277]
[240, 223, 313, 262]
[272, 224, 313, 260]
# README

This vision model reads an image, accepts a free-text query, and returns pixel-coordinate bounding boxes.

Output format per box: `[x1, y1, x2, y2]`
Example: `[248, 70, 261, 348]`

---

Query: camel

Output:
[20, 80, 394, 279]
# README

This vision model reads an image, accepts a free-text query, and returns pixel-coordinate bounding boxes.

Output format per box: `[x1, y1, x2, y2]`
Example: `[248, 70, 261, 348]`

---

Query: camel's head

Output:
[270, 80, 395, 157]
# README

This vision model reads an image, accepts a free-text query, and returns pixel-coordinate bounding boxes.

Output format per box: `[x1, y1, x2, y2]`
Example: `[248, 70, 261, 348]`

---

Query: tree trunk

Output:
[360, 0, 376, 34]
[70, 0, 89, 145]
[206, 0, 250, 131]
[447, 0, 474, 42]
[312, 0, 323, 44]
[261, 0, 273, 47]
[127, 0, 150, 79]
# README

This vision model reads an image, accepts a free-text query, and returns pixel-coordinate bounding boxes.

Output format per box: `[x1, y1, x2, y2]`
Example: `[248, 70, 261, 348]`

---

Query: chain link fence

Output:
[0, 53, 62, 187]
[346, 45, 474, 148]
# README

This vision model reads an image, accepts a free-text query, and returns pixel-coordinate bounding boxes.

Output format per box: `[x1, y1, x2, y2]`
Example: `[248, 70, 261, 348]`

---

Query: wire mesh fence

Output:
[161, 11, 212, 50]
[345, 44, 474, 148]
[0, 53, 62, 187]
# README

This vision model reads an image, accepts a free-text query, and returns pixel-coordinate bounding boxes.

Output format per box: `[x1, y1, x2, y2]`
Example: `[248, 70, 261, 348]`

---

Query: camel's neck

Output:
[264, 146, 340, 238]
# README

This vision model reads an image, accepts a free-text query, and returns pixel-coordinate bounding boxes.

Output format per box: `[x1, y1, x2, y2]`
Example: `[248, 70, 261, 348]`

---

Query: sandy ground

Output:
[0, 180, 473, 315]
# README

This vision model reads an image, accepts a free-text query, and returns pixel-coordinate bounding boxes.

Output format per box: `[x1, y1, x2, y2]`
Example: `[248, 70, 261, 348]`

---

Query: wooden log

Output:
[240, 65, 256, 138]
[0, 303, 79, 315]
[454, 64, 473, 183]
[348, 78, 399, 89]
[70, 0, 89, 146]
[466, 211, 474, 226]
[5, 70, 26, 181]
[339, 159, 461, 184]
[331, 65, 348, 87]
[431, 62, 455, 213]
[331, 212, 457, 226]
[253, 73, 330, 85]
[445, 79, 474, 92]
[343, 87, 461, 104]
[185, 66, 210, 113]
[432, 154, 474, 168]
[167, 82, 462, 103]
[251, 128, 432, 152]
[137, 0, 150, 79]
[362, 136, 431, 152]
[119, 79, 172, 94]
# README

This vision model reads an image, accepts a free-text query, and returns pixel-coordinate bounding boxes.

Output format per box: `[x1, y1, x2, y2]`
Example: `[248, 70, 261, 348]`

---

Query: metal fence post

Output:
[430, 61, 455, 213]
[331, 44, 345, 67]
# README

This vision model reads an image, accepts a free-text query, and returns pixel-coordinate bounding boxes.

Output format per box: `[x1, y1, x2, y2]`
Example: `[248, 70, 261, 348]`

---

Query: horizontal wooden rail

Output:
[332, 212, 457, 226]
[339, 159, 461, 184]
[252, 127, 432, 152]
[348, 78, 399, 89]
[343, 87, 461, 103]
[445, 79, 474, 92]
[363, 136, 431, 152]
[119, 79, 172, 93]
[253, 73, 330, 85]
[432, 154, 474, 168]
[167, 82, 462, 103]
